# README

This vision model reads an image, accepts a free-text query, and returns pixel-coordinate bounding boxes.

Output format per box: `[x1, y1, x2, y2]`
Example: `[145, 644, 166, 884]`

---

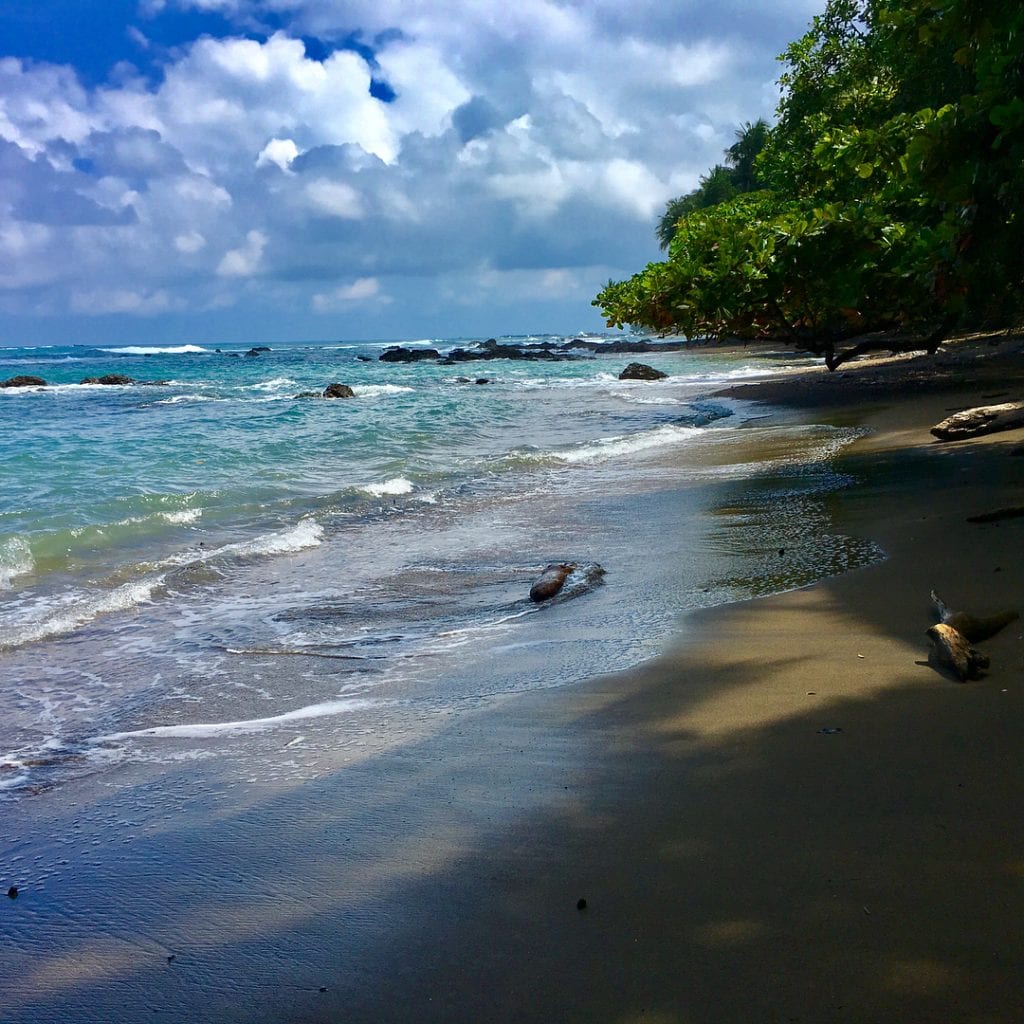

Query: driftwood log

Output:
[926, 623, 990, 681]
[931, 590, 1019, 643]
[930, 401, 1024, 441]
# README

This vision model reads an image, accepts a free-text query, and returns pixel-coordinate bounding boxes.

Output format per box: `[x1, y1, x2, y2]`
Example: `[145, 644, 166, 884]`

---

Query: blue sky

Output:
[0, 0, 822, 345]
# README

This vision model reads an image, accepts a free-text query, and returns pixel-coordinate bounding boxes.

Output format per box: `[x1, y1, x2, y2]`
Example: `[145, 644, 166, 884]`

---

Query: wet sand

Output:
[3, 334, 1023, 1023]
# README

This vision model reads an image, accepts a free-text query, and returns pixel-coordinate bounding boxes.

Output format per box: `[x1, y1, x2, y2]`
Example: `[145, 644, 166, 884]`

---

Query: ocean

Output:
[0, 335, 882, 802]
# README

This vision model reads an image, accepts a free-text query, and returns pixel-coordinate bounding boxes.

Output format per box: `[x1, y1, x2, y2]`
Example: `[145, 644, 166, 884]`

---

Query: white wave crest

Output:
[216, 518, 324, 558]
[0, 537, 34, 590]
[94, 697, 381, 741]
[351, 384, 415, 398]
[555, 424, 704, 464]
[361, 477, 414, 498]
[0, 578, 162, 649]
[98, 345, 209, 355]
[154, 394, 221, 405]
[245, 377, 297, 392]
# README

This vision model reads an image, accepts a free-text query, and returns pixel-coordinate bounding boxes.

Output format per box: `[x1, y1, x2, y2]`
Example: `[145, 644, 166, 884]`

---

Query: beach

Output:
[2, 334, 1023, 1022]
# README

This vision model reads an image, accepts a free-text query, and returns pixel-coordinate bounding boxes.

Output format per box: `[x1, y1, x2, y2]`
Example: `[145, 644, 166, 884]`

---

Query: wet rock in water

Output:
[618, 362, 667, 381]
[80, 374, 136, 385]
[7, 886, 18, 899]
[474, 378, 491, 385]
[293, 391, 322, 399]
[323, 383, 356, 399]
[530, 563, 575, 602]
[576, 898, 587, 911]
[379, 346, 441, 363]
[245, 346, 271, 357]
[529, 561, 606, 602]
[1, 375, 47, 388]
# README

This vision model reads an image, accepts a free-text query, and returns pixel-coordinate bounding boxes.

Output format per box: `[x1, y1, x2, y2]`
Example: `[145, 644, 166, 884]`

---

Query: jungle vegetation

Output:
[595, 0, 1024, 369]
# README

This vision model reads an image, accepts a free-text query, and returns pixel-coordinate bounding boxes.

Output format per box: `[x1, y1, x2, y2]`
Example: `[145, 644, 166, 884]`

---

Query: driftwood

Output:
[965, 507, 1024, 524]
[930, 401, 1024, 441]
[931, 590, 1019, 642]
[926, 623, 990, 682]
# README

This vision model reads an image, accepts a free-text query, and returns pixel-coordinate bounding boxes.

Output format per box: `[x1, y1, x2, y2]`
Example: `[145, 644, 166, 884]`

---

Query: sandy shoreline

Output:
[3, 335, 1023, 1023]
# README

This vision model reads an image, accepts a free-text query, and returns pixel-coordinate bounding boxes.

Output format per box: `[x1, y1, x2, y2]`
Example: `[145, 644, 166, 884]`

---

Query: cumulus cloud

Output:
[0, 0, 821, 338]
[312, 277, 386, 310]
[217, 229, 267, 276]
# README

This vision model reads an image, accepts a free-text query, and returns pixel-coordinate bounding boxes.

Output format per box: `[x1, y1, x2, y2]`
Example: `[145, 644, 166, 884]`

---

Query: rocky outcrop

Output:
[619, 362, 668, 381]
[1, 375, 47, 388]
[323, 383, 356, 398]
[80, 374, 136, 385]
[379, 347, 441, 363]
[245, 346, 271, 357]
[930, 401, 1024, 440]
[529, 561, 606, 602]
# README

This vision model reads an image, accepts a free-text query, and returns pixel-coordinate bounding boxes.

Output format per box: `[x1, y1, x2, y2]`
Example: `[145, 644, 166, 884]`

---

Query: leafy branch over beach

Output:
[596, 0, 1024, 369]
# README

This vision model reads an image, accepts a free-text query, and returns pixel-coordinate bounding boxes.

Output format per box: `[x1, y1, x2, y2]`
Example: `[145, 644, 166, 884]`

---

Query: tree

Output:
[656, 120, 769, 250]
[598, 0, 1024, 368]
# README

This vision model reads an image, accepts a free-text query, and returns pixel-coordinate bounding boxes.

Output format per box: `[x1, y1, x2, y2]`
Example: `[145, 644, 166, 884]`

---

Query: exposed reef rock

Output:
[80, 374, 136, 385]
[323, 383, 356, 398]
[1, 375, 47, 388]
[619, 362, 668, 381]
[379, 347, 441, 363]
[529, 561, 606, 602]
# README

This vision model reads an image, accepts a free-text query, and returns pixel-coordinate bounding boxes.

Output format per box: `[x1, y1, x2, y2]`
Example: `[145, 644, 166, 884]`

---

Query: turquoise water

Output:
[0, 336, 880, 798]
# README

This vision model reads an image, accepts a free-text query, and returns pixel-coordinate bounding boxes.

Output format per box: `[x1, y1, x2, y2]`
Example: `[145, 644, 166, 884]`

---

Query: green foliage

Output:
[656, 120, 769, 249]
[600, 0, 1024, 368]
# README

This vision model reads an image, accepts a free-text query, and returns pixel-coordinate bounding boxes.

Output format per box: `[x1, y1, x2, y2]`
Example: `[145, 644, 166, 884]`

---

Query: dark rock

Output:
[529, 561, 605, 602]
[7, 886, 17, 899]
[576, 898, 587, 911]
[323, 383, 356, 399]
[251, 346, 271, 352]
[618, 362, 667, 381]
[356, 355, 372, 362]
[474, 378, 491, 385]
[293, 391, 322, 399]
[1, 375, 47, 388]
[80, 374, 136, 385]
[379, 346, 441, 363]
[455, 376, 472, 383]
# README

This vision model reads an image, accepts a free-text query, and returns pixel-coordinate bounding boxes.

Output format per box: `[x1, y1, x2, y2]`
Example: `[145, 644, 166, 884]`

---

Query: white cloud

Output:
[305, 178, 364, 219]
[256, 137, 300, 171]
[216, 229, 267, 276]
[70, 287, 174, 314]
[312, 277, 385, 310]
[0, 0, 821, 333]
[174, 230, 207, 253]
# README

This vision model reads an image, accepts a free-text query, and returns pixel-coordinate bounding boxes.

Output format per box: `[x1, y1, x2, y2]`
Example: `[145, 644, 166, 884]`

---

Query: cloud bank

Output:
[0, 0, 821, 343]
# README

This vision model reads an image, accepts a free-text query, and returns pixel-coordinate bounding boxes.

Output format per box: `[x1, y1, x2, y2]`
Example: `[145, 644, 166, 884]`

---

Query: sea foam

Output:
[98, 345, 210, 355]
[94, 697, 382, 741]
[0, 578, 163, 649]
[0, 537, 34, 590]
[361, 477, 414, 498]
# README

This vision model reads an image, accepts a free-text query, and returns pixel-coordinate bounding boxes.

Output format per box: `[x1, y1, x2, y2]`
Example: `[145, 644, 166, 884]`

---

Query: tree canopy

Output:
[596, 0, 1024, 369]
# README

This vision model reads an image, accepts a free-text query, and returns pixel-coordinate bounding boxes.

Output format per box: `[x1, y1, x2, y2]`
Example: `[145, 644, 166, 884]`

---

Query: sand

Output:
[3, 334, 1023, 1023]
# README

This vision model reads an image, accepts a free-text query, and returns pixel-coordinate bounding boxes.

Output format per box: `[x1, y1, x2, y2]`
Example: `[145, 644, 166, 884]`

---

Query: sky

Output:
[0, 0, 823, 346]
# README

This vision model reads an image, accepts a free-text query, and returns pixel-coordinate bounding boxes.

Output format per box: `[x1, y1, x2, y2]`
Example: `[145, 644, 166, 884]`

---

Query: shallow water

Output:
[0, 337, 880, 799]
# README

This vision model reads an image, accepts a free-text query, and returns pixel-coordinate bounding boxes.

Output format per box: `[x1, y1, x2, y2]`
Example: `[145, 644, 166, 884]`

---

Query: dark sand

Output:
[3, 333, 1023, 1023]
